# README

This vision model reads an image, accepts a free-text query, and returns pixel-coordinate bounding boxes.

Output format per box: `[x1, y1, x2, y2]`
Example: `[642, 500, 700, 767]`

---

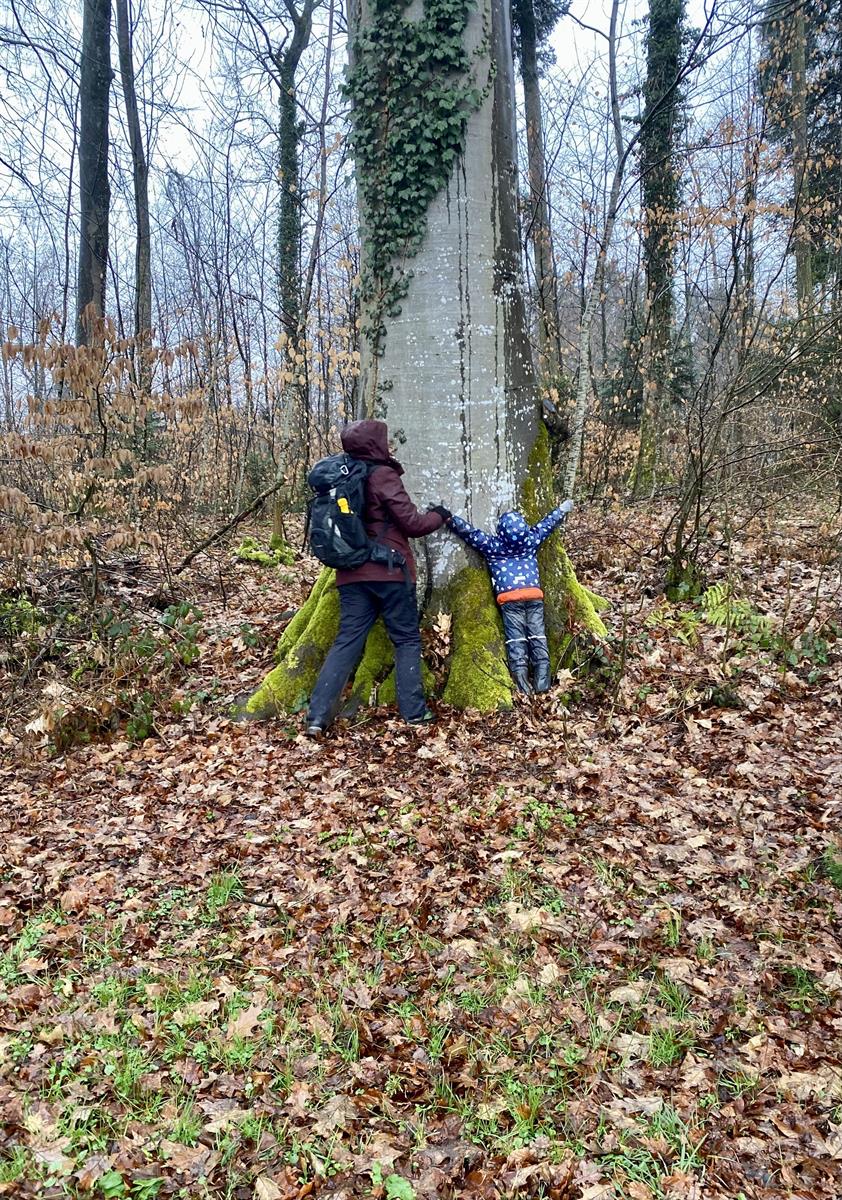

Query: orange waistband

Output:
[497, 587, 544, 603]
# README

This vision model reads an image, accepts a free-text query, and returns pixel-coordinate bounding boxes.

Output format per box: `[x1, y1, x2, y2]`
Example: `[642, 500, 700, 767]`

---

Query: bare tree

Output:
[115, 0, 152, 378]
[76, 0, 113, 345]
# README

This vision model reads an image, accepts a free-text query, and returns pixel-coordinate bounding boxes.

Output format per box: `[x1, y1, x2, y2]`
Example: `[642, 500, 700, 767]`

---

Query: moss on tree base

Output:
[442, 567, 513, 710]
[244, 570, 434, 717]
[245, 570, 340, 715]
[520, 425, 608, 660]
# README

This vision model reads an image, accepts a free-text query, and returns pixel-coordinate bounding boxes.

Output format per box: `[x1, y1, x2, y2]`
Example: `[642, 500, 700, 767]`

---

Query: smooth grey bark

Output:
[76, 0, 113, 346]
[354, 0, 538, 591]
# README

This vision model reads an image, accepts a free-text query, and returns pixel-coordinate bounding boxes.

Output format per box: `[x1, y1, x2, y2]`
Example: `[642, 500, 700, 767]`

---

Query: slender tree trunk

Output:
[515, 0, 556, 371]
[115, 0, 152, 382]
[273, 0, 316, 519]
[633, 0, 685, 495]
[277, 55, 303, 344]
[563, 0, 624, 498]
[791, 4, 812, 316]
[76, 0, 113, 346]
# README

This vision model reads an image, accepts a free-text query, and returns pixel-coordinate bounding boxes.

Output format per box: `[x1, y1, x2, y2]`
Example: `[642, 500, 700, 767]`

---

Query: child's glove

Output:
[560, 499, 574, 515]
[429, 505, 452, 521]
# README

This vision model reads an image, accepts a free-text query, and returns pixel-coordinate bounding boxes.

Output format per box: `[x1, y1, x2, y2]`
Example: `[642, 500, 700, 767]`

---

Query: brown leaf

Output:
[59, 884, 89, 914]
[254, 1175, 282, 1200]
[74, 1154, 114, 1190]
[225, 1001, 263, 1041]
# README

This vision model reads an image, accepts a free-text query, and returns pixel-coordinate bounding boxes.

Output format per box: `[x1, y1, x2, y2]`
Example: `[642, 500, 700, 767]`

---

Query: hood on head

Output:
[496, 510, 530, 547]
[341, 419, 396, 466]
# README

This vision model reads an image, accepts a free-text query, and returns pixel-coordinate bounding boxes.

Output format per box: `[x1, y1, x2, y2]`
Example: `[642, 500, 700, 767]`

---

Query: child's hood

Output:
[496, 510, 531, 548]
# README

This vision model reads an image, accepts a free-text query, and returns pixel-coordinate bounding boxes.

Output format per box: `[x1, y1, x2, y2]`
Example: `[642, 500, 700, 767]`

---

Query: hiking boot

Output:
[406, 708, 436, 725]
[305, 723, 325, 738]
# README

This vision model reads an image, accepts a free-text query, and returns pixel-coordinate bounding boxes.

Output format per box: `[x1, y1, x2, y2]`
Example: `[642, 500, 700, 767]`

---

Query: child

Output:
[445, 500, 574, 693]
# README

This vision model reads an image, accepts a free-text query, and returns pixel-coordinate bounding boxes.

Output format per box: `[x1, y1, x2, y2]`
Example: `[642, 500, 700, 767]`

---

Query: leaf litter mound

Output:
[1, 507, 841, 1199]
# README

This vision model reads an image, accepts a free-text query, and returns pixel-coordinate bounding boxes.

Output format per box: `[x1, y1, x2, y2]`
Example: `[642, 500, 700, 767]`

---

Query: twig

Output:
[172, 481, 286, 575]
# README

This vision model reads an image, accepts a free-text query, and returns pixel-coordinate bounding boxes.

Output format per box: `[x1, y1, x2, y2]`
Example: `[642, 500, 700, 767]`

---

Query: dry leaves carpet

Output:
[1, 510, 841, 1200]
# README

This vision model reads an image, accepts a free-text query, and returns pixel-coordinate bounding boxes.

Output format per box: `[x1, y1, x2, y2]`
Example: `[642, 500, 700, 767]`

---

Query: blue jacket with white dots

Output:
[448, 506, 570, 601]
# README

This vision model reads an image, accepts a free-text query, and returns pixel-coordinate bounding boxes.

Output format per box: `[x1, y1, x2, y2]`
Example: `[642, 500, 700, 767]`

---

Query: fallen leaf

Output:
[254, 1175, 282, 1200]
[226, 1002, 263, 1041]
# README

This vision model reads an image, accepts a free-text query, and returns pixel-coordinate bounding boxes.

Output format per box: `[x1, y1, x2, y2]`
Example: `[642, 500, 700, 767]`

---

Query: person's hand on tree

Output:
[429, 505, 452, 522]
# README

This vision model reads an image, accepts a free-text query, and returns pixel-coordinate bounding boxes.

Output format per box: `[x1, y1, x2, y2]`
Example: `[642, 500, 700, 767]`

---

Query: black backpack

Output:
[306, 454, 409, 579]
[307, 454, 372, 570]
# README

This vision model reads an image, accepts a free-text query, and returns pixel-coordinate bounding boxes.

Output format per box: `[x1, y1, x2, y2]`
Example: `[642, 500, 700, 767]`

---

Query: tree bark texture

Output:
[515, 0, 557, 371]
[356, 0, 537, 593]
[634, 0, 685, 494]
[790, 4, 813, 316]
[115, 0, 152, 383]
[76, 0, 113, 346]
[274, 0, 316, 497]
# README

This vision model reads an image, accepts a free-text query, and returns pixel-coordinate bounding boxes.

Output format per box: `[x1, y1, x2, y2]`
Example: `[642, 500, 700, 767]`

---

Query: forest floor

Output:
[1, 505, 841, 1200]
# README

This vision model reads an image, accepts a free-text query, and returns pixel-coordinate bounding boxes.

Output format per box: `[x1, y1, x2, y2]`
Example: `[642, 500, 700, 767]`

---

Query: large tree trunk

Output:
[76, 0, 113, 346]
[115, 0, 152, 385]
[247, 0, 607, 718]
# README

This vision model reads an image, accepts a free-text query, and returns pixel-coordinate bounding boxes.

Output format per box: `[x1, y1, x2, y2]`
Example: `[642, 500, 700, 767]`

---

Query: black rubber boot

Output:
[512, 671, 533, 694]
[533, 666, 552, 693]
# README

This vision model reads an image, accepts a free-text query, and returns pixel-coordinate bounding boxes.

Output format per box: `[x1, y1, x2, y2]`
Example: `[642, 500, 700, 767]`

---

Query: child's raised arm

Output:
[448, 513, 497, 555]
[531, 499, 574, 545]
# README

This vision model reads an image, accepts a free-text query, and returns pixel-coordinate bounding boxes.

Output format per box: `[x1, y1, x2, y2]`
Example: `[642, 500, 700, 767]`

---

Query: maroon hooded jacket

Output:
[336, 420, 444, 586]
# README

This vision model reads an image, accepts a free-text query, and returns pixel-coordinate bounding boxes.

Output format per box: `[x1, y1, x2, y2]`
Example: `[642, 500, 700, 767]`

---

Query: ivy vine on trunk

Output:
[343, 0, 491, 356]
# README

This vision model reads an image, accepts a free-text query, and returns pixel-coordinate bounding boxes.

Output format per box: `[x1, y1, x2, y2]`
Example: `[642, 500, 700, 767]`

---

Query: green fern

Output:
[700, 582, 772, 637]
[645, 603, 701, 645]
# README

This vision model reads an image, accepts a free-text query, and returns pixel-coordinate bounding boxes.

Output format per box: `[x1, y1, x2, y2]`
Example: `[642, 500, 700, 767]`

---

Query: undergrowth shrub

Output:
[10, 596, 208, 750]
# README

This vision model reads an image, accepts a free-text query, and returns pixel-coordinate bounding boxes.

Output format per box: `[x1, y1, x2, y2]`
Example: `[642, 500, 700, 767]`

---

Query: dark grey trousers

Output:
[500, 599, 551, 692]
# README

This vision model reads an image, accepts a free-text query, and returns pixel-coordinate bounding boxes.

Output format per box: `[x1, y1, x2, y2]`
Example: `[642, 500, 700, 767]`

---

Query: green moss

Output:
[245, 569, 340, 715]
[245, 573, 425, 718]
[276, 568, 335, 662]
[379, 661, 435, 706]
[235, 535, 295, 568]
[442, 567, 513, 711]
[350, 619, 394, 704]
[245, 426, 609, 718]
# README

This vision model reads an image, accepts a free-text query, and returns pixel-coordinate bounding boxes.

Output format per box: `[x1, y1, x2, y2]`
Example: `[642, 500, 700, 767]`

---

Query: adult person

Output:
[306, 419, 450, 735]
